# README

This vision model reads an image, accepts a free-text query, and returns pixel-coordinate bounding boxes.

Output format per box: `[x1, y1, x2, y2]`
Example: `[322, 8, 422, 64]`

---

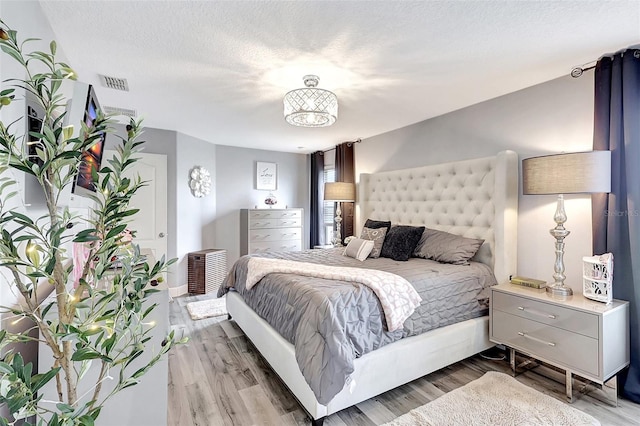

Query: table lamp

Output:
[522, 151, 611, 296]
[324, 182, 355, 246]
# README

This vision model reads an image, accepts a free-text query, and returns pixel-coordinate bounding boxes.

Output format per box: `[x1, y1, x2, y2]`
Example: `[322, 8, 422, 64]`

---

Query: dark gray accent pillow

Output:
[380, 225, 425, 261]
[364, 219, 391, 232]
[414, 228, 484, 265]
[359, 226, 388, 258]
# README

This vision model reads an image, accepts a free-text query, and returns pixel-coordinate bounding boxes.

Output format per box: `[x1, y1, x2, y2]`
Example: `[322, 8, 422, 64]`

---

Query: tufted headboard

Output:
[358, 150, 518, 283]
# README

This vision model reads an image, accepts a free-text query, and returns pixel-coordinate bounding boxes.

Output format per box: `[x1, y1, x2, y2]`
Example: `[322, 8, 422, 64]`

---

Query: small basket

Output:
[582, 253, 613, 304]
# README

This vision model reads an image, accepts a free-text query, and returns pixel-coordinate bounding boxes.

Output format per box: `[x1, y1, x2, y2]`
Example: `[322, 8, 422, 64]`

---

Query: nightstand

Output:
[490, 283, 629, 404]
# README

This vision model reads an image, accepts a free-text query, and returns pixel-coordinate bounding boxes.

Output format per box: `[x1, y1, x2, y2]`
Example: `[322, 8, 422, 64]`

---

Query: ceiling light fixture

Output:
[284, 75, 338, 127]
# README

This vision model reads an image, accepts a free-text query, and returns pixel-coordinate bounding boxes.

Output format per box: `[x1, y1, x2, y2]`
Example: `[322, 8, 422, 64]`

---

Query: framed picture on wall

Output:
[256, 161, 277, 190]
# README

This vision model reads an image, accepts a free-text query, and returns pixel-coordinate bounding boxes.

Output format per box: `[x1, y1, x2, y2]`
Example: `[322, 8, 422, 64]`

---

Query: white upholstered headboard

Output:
[358, 150, 518, 283]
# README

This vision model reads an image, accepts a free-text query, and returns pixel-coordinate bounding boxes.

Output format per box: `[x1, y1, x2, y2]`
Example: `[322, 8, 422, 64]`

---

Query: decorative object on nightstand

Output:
[522, 151, 611, 296]
[583, 253, 613, 303]
[189, 166, 211, 197]
[324, 182, 356, 247]
[509, 275, 547, 289]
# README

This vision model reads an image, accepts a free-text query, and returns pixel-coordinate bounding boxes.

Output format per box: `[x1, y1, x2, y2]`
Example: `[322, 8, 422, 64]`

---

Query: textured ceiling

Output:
[36, 0, 640, 153]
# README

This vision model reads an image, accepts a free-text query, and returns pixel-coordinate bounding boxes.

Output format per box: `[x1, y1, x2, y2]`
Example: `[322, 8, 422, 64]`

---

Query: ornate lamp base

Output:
[546, 283, 573, 296]
[547, 194, 572, 297]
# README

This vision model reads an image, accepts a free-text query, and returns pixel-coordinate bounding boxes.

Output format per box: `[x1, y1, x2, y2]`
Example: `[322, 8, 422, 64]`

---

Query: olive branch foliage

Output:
[0, 20, 184, 425]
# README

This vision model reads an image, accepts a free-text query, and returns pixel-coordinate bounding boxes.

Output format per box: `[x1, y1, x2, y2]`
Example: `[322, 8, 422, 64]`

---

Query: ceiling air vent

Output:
[103, 106, 137, 119]
[99, 74, 129, 91]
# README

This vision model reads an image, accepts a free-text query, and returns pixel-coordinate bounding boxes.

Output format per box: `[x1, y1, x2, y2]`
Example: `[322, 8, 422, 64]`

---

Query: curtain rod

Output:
[570, 61, 597, 78]
[320, 138, 362, 153]
[570, 50, 631, 78]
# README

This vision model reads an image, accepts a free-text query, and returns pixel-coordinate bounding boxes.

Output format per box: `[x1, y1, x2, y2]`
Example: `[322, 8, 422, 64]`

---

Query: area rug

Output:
[186, 296, 227, 320]
[383, 371, 599, 426]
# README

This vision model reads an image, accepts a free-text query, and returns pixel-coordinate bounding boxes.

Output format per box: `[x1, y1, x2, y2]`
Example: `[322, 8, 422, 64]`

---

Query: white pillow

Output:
[343, 238, 375, 261]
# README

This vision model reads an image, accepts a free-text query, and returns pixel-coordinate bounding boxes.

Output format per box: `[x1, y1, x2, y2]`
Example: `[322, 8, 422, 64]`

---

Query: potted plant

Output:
[0, 20, 184, 425]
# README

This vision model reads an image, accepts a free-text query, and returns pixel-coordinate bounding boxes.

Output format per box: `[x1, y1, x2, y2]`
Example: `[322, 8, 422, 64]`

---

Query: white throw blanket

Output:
[246, 257, 422, 332]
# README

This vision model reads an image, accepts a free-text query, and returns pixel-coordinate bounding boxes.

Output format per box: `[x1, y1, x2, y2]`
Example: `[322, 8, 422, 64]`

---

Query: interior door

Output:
[104, 150, 168, 268]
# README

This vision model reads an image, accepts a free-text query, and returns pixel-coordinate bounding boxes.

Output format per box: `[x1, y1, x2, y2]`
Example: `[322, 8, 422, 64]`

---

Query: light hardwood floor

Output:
[168, 294, 640, 426]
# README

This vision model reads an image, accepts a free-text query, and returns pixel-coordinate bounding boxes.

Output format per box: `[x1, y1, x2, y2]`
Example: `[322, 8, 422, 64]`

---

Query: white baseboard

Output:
[169, 284, 188, 298]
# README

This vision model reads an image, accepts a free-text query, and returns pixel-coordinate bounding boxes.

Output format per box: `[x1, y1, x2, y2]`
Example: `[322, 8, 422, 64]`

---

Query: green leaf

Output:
[70, 348, 102, 361]
[30, 367, 60, 393]
[56, 403, 74, 414]
[105, 224, 127, 240]
[49, 40, 56, 55]
[0, 361, 13, 374]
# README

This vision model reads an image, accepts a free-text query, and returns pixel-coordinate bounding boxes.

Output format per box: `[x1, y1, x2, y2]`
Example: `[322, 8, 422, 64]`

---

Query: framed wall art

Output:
[256, 161, 277, 190]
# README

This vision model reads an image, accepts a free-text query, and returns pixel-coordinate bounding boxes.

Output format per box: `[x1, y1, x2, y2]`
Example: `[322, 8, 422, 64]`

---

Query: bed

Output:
[222, 150, 518, 425]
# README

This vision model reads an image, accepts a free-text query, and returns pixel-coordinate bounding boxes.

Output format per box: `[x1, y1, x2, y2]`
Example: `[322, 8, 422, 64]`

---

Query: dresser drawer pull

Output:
[517, 306, 557, 319]
[517, 331, 556, 347]
[253, 234, 271, 239]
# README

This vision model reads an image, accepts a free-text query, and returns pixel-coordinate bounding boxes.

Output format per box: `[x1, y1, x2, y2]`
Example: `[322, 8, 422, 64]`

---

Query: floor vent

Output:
[103, 105, 138, 118]
[99, 74, 130, 91]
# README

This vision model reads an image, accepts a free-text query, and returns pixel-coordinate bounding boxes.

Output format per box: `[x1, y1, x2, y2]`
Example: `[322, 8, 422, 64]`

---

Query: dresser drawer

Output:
[492, 291, 599, 339]
[249, 210, 302, 220]
[249, 241, 302, 253]
[493, 310, 599, 377]
[249, 228, 302, 243]
[249, 218, 279, 229]
[277, 218, 302, 228]
[249, 217, 302, 229]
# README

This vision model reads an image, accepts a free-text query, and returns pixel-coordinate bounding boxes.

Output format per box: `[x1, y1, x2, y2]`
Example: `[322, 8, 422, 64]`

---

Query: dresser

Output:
[240, 208, 304, 255]
[490, 283, 629, 402]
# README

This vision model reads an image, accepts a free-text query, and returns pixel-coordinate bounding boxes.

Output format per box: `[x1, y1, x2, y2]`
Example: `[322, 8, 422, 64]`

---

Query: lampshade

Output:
[324, 182, 355, 202]
[284, 75, 338, 127]
[522, 151, 611, 195]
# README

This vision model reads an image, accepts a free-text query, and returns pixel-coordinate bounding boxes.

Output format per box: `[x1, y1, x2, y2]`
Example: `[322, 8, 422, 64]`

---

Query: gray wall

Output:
[107, 128, 307, 287]
[215, 145, 309, 266]
[356, 74, 595, 293]
[175, 132, 217, 286]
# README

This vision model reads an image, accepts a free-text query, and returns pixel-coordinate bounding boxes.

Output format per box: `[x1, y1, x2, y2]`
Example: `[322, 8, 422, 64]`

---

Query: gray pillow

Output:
[414, 228, 484, 265]
[343, 238, 375, 261]
[360, 226, 387, 258]
[380, 225, 425, 261]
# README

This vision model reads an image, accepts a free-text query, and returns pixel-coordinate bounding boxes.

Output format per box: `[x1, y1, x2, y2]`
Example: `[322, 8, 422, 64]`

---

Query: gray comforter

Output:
[218, 248, 496, 404]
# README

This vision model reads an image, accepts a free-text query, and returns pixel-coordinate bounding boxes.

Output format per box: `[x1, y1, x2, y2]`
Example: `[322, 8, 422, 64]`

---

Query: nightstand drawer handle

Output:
[517, 331, 556, 347]
[517, 306, 557, 319]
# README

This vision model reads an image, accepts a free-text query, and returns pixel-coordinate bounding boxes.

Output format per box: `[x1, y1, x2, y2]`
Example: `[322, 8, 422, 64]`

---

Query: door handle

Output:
[159, 232, 166, 238]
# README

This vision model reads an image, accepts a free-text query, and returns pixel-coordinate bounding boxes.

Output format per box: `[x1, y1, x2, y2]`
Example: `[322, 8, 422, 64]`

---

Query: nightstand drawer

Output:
[493, 310, 599, 377]
[493, 291, 599, 338]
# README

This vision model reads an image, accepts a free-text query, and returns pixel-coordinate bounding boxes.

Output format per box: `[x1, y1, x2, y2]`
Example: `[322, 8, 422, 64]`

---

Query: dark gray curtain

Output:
[310, 151, 325, 247]
[336, 142, 355, 244]
[592, 48, 640, 402]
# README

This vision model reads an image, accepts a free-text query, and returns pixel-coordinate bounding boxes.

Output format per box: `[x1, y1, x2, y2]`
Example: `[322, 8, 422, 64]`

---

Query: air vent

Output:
[103, 105, 137, 118]
[99, 74, 129, 91]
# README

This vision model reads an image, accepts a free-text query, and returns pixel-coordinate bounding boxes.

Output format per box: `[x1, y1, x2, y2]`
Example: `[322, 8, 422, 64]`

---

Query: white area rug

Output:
[384, 371, 600, 426]
[186, 296, 227, 320]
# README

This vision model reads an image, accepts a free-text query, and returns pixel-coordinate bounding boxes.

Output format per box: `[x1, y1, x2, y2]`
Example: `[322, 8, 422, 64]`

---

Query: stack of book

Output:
[509, 276, 547, 289]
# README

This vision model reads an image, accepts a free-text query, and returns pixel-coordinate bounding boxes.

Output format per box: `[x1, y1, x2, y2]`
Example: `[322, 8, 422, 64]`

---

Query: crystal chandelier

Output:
[283, 75, 338, 127]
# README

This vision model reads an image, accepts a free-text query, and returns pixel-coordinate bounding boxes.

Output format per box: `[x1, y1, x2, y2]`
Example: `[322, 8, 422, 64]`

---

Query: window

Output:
[323, 167, 335, 245]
